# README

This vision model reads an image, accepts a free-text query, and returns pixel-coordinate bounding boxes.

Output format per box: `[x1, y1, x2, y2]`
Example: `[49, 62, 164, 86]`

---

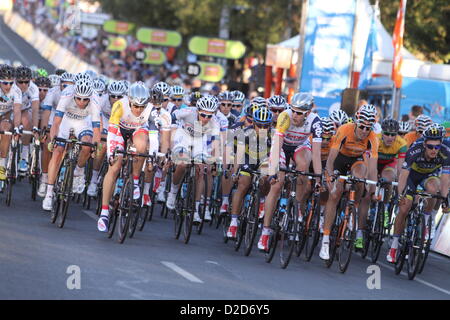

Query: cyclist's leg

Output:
[20, 109, 32, 168]
[0, 116, 12, 179]
[293, 144, 312, 216]
[423, 175, 440, 235]
[42, 144, 64, 210]
[131, 128, 148, 199]
[227, 170, 251, 237]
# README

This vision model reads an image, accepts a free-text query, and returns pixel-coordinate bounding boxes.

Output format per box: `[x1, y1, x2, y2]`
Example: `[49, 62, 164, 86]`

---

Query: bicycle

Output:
[159, 165, 173, 220]
[208, 162, 223, 228]
[394, 191, 446, 280]
[326, 175, 376, 273]
[29, 129, 42, 201]
[50, 132, 96, 228]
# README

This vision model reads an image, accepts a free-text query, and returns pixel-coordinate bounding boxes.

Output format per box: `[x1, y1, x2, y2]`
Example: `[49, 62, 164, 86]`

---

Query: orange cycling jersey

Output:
[330, 123, 378, 158]
[404, 131, 421, 148]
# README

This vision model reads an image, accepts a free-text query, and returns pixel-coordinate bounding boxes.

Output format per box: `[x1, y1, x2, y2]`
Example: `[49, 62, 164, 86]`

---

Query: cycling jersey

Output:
[215, 110, 229, 133]
[109, 96, 152, 130]
[403, 142, 450, 175]
[0, 85, 22, 117]
[172, 107, 220, 139]
[222, 111, 238, 128]
[147, 106, 171, 155]
[404, 131, 421, 148]
[14, 81, 39, 111]
[236, 126, 271, 165]
[330, 123, 378, 159]
[377, 134, 407, 165]
[275, 109, 322, 147]
[42, 86, 61, 112]
[55, 90, 101, 126]
[166, 102, 177, 114]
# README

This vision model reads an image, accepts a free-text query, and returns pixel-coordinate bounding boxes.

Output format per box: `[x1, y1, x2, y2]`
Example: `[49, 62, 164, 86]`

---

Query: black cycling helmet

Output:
[422, 123, 445, 141]
[381, 118, 400, 133]
[15, 66, 32, 80]
[0, 64, 15, 80]
[54, 68, 67, 76]
[150, 87, 164, 105]
[190, 91, 202, 104]
[34, 76, 51, 88]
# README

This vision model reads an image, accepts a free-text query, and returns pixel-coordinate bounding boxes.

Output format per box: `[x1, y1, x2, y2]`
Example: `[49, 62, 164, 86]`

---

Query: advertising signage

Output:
[188, 36, 246, 60]
[136, 28, 182, 47]
[103, 20, 135, 35]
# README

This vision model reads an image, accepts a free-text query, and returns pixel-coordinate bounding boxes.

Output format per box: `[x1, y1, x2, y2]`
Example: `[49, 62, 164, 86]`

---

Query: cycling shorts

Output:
[406, 169, 441, 197]
[377, 158, 398, 174]
[55, 116, 93, 147]
[107, 126, 148, 158]
[172, 128, 209, 163]
[333, 152, 365, 175]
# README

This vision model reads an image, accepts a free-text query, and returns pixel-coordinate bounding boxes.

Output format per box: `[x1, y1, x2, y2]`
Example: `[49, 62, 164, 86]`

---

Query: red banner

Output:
[392, 0, 407, 88]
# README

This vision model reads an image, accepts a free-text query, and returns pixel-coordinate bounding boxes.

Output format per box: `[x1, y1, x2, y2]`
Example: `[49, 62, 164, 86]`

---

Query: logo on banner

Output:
[116, 22, 129, 34]
[204, 66, 220, 77]
[207, 39, 226, 54]
[152, 31, 167, 43]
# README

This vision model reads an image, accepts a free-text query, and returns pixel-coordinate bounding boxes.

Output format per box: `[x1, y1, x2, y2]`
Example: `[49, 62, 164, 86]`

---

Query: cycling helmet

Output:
[34, 76, 51, 88]
[329, 109, 349, 126]
[398, 121, 411, 134]
[381, 118, 400, 133]
[150, 87, 164, 105]
[85, 70, 98, 81]
[415, 115, 432, 133]
[251, 96, 267, 107]
[60, 72, 75, 83]
[48, 74, 60, 88]
[153, 81, 171, 96]
[190, 91, 202, 103]
[197, 95, 218, 112]
[54, 68, 66, 76]
[170, 85, 185, 98]
[218, 91, 234, 102]
[74, 79, 93, 98]
[36, 68, 48, 77]
[253, 107, 273, 125]
[231, 90, 245, 103]
[74, 72, 92, 83]
[92, 79, 106, 95]
[121, 80, 131, 92]
[128, 82, 149, 106]
[15, 66, 32, 80]
[0, 64, 15, 79]
[291, 92, 314, 110]
[422, 123, 445, 141]
[268, 95, 287, 110]
[108, 81, 126, 96]
[320, 117, 336, 135]
[356, 104, 377, 124]
[245, 102, 264, 118]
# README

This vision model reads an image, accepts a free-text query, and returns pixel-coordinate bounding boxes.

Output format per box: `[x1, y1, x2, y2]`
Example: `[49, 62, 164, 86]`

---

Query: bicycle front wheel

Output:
[279, 198, 297, 269]
[117, 179, 133, 244]
[337, 207, 356, 273]
[407, 215, 425, 280]
[304, 196, 321, 262]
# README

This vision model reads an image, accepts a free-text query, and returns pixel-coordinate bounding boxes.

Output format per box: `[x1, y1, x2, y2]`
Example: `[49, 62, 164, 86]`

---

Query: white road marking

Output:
[376, 261, 450, 296]
[161, 261, 204, 284]
[0, 21, 30, 65]
[206, 260, 219, 265]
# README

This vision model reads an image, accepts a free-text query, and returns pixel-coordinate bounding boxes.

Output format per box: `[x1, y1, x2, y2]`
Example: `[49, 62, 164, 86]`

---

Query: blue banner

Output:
[299, 0, 357, 116]
[358, 13, 378, 89]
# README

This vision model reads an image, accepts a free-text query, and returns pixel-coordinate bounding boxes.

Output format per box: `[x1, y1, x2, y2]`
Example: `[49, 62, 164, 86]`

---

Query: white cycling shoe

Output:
[166, 192, 176, 210]
[42, 194, 53, 211]
[87, 182, 98, 197]
[319, 242, 330, 260]
[38, 182, 47, 198]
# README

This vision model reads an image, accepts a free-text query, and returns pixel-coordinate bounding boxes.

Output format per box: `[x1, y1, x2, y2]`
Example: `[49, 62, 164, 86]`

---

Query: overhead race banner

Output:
[196, 62, 225, 82]
[299, 0, 357, 114]
[106, 37, 127, 51]
[103, 20, 135, 35]
[143, 49, 166, 65]
[136, 28, 182, 47]
[188, 36, 246, 60]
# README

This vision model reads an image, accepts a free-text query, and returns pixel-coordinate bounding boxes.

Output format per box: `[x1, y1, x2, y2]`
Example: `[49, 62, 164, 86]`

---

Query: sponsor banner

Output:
[136, 28, 182, 47]
[196, 61, 225, 82]
[103, 20, 135, 35]
[80, 12, 110, 26]
[143, 49, 166, 65]
[299, 0, 357, 114]
[188, 36, 246, 60]
[106, 37, 127, 51]
[45, 0, 59, 8]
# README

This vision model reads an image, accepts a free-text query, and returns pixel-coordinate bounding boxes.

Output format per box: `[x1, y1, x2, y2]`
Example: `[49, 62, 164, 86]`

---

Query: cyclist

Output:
[218, 91, 237, 127]
[38, 72, 75, 197]
[329, 109, 349, 129]
[97, 82, 152, 232]
[0, 64, 22, 181]
[169, 85, 187, 111]
[231, 90, 245, 116]
[319, 104, 379, 260]
[258, 92, 323, 252]
[226, 107, 273, 239]
[189, 91, 202, 107]
[166, 95, 221, 223]
[398, 121, 411, 139]
[48, 74, 60, 88]
[153, 82, 172, 113]
[92, 79, 106, 97]
[86, 80, 127, 197]
[43, 79, 101, 210]
[13, 66, 40, 174]
[404, 114, 432, 148]
[267, 95, 287, 128]
[387, 124, 450, 263]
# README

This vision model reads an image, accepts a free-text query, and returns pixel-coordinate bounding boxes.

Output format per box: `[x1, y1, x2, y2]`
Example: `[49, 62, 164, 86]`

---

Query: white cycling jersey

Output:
[166, 102, 177, 114]
[172, 107, 221, 139]
[215, 110, 228, 133]
[55, 89, 101, 124]
[0, 85, 22, 117]
[14, 81, 39, 111]
[42, 86, 61, 111]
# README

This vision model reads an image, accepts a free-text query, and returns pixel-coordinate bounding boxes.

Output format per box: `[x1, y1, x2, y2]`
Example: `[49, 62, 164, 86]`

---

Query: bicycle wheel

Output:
[128, 205, 140, 238]
[279, 197, 297, 269]
[183, 176, 196, 244]
[304, 195, 321, 262]
[174, 186, 183, 239]
[418, 216, 432, 274]
[57, 163, 74, 228]
[265, 227, 279, 263]
[243, 193, 260, 257]
[394, 235, 408, 275]
[108, 200, 119, 239]
[407, 215, 425, 280]
[50, 191, 61, 224]
[369, 202, 385, 263]
[196, 171, 208, 235]
[337, 206, 356, 273]
[117, 179, 133, 244]
[325, 220, 339, 268]
[5, 147, 17, 207]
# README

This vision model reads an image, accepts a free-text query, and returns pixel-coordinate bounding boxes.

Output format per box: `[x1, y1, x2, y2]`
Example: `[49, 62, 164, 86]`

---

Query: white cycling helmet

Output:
[60, 72, 75, 83]
[128, 81, 149, 106]
[330, 109, 349, 126]
[74, 72, 92, 83]
[399, 121, 411, 134]
[108, 80, 126, 96]
[48, 74, 60, 88]
[170, 85, 185, 98]
[197, 95, 219, 112]
[291, 92, 314, 110]
[415, 115, 432, 133]
[92, 79, 106, 95]
[153, 81, 171, 96]
[231, 90, 245, 103]
[74, 79, 93, 98]
[356, 104, 377, 124]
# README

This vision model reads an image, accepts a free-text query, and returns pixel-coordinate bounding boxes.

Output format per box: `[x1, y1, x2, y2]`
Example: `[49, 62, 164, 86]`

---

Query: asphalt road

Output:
[0, 180, 449, 300]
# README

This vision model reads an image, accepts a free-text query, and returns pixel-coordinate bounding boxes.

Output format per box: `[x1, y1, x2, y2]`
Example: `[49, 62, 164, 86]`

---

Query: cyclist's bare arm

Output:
[31, 100, 39, 129]
[50, 116, 62, 141]
[311, 141, 322, 175]
[397, 168, 410, 196]
[268, 133, 283, 176]
[326, 148, 339, 176]
[13, 103, 22, 128]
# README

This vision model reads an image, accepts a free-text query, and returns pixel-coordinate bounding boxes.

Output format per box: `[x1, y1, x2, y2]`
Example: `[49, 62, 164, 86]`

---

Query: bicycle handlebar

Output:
[280, 167, 322, 178]
[54, 137, 96, 149]
[0, 130, 34, 136]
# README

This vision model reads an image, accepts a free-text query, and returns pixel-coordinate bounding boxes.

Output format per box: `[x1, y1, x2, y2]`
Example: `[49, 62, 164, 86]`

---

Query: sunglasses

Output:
[39, 88, 49, 92]
[1, 81, 14, 86]
[75, 96, 90, 102]
[172, 98, 183, 102]
[270, 108, 283, 114]
[97, 93, 103, 97]
[425, 143, 441, 150]
[292, 109, 308, 116]
[163, 98, 169, 102]
[62, 84, 70, 88]
[232, 104, 242, 108]
[132, 104, 146, 109]
[199, 112, 213, 119]
[110, 95, 123, 99]
[358, 125, 372, 131]
[322, 135, 333, 141]
[255, 123, 270, 129]
[221, 103, 232, 107]
[17, 80, 30, 85]
[246, 117, 253, 123]
[383, 132, 397, 137]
